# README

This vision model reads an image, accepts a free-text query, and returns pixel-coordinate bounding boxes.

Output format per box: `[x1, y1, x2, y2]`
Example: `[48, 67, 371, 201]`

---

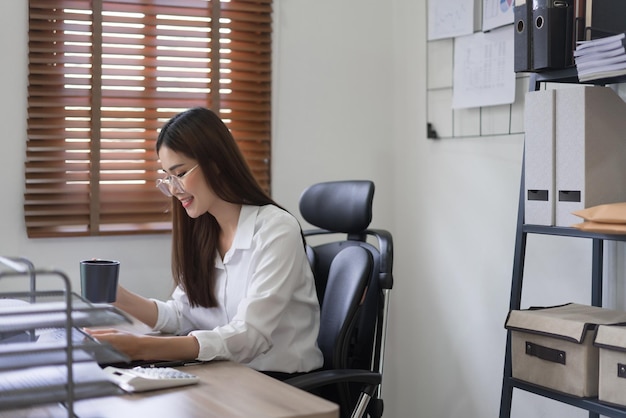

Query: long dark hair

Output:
[156, 107, 278, 308]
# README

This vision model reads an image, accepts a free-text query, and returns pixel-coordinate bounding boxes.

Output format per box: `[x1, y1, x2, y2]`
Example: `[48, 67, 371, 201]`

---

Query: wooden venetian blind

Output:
[26, 0, 272, 238]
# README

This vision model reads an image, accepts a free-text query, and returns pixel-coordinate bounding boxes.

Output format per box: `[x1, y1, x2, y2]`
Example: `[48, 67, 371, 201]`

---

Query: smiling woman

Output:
[87, 107, 324, 375]
[25, 0, 273, 238]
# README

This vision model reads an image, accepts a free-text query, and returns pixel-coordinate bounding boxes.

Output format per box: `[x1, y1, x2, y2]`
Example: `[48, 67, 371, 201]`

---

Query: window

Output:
[26, 0, 272, 238]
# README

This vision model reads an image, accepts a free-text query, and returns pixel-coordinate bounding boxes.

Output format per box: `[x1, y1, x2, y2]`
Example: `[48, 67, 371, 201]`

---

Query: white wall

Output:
[270, 1, 395, 216]
[0, 0, 609, 417]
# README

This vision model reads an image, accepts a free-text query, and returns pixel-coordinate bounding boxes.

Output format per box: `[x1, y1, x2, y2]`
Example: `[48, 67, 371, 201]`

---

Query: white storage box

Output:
[505, 303, 626, 397]
[594, 325, 626, 406]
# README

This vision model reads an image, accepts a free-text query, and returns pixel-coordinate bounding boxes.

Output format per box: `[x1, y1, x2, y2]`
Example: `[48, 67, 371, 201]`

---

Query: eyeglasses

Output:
[156, 164, 200, 197]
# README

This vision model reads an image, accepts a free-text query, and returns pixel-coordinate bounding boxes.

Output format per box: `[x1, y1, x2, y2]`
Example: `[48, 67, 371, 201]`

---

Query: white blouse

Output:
[151, 204, 323, 373]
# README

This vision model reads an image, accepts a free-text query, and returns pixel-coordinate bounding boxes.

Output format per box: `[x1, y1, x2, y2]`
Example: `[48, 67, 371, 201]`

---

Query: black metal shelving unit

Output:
[499, 68, 626, 418]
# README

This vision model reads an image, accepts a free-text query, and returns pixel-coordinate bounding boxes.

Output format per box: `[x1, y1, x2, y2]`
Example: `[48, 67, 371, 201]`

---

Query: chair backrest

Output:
[299, 180, 394, 374]
[318, 246, 373, 370]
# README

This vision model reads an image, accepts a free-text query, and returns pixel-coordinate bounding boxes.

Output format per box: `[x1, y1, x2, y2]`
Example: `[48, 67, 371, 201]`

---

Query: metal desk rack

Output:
[0, 256, 130, 417]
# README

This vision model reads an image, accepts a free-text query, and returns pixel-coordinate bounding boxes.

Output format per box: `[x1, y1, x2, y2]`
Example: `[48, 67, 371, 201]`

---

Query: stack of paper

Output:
[574, 32, 626, 82]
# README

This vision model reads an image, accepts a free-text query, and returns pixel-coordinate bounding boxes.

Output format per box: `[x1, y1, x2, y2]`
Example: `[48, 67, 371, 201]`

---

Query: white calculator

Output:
[103, 366, 199, 392]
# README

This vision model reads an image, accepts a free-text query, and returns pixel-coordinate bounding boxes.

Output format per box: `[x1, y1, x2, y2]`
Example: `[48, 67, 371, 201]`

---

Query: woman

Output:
[89, 107, 323, 374]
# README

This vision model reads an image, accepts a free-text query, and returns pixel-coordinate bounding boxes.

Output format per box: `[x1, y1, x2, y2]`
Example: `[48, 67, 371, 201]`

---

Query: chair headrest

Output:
[299, 180, 374, 233]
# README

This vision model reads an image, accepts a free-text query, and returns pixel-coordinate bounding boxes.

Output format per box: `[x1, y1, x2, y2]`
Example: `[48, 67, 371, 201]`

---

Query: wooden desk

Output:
[1, 361, 338, 418]
[0, 313, 337, 417]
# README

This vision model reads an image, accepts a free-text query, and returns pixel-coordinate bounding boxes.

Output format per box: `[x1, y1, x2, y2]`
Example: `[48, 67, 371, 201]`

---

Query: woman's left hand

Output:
[85, 328, 201, 362]
[85, 328, 149, 360]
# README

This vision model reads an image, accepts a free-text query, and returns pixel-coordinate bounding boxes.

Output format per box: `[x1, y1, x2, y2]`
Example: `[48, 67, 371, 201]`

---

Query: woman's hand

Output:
[86, 328, 201, 362]
[112, 286, 159, 329]
[85, 328, 150, 360]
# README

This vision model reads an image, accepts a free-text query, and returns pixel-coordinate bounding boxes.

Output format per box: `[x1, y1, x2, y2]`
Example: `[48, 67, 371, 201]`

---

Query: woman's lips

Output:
[180, 196, 194, 208]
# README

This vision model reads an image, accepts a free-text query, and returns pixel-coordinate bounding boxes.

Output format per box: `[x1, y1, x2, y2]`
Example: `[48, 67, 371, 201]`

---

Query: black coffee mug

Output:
[80, 259, 120, 303]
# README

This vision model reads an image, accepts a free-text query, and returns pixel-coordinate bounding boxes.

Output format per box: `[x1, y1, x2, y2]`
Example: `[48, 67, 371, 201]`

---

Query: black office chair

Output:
[285, 180, 394, 418]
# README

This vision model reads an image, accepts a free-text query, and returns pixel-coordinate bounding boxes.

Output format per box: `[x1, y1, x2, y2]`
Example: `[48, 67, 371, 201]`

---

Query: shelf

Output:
[523, 225, 626, 242]
[501, 66, 626, 418]
[530, 67, 580, 84]
[510, 378, 626, 418]
[529, 67, 626, 89]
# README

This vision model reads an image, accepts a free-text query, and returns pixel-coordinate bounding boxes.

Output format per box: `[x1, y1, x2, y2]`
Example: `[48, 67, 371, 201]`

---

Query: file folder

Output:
[514, 0, 532, 72]
[524, 89, 556, 225]
[554, 85, 626, 227]
[524, 90, 556, 226]
[532, 0, 575, 71]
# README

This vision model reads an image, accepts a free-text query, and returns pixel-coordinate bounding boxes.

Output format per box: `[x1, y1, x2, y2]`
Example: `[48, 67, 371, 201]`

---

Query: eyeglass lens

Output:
[156, 164, 199, 197]
[157, 176, 184, 197]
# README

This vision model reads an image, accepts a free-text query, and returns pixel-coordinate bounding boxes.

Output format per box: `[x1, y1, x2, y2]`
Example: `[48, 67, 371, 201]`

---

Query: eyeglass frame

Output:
[156, 164, 200, 197]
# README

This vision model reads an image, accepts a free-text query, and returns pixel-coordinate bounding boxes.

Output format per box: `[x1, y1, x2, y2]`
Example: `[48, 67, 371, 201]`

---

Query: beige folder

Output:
[554, 85, 626, 227]
[524, 89, 556, 226]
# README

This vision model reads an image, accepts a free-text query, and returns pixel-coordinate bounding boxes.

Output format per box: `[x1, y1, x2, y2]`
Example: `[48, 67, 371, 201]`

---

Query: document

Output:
[482, 0, 514, 32]
[452, 25, 516, 109]
[574, 32, 626, 81]
[428, 0, 477, 40]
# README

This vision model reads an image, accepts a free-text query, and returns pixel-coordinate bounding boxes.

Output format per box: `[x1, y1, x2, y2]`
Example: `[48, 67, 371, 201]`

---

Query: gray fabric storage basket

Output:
[594, 325, 626, 406]
[505, 303, 626, 397]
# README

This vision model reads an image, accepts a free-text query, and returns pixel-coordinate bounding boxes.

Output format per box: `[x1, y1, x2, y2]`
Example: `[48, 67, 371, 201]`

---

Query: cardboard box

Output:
[594, 325, 626, 406]
[505, 303, 626, 397]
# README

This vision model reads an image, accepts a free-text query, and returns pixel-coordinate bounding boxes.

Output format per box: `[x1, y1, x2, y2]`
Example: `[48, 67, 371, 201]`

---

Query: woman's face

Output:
[157, 145, 218, 218]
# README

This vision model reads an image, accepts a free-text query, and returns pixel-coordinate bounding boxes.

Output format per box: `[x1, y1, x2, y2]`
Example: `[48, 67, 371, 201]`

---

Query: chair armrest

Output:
[284, 369, 381, 393]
